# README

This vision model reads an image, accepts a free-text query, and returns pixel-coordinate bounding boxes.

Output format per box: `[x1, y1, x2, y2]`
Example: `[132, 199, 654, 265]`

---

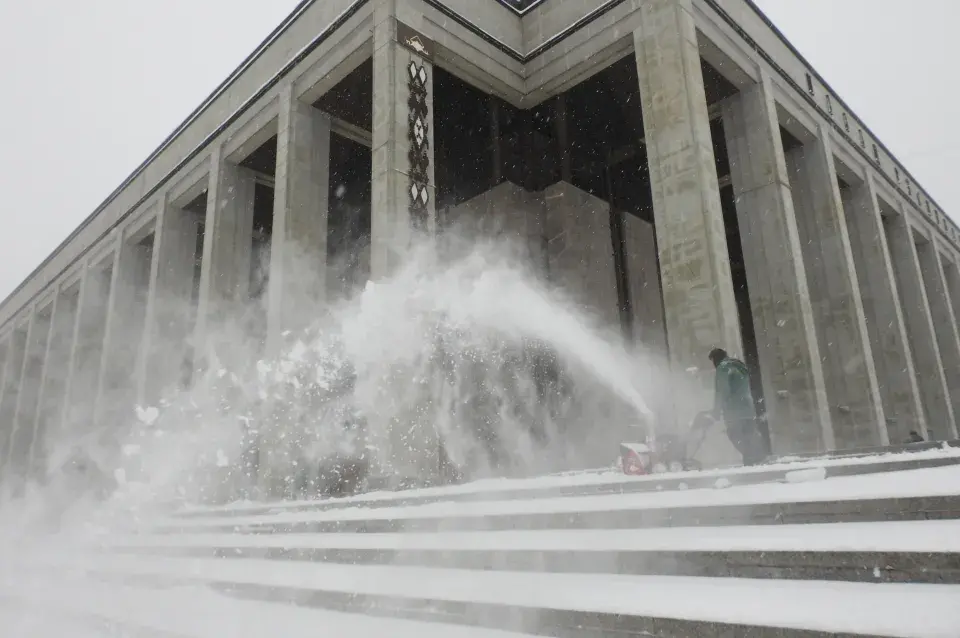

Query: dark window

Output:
[895, 167, 900, 182]
[872, 144, 879, 162]
[825, 94, 833, 115]
[842, 112, 850, 132]
[857, 129, 865, 147]
[805, 73, 814, 95]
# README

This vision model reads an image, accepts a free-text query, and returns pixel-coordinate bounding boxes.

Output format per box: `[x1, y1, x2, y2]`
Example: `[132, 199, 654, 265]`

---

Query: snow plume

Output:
[1, 226, 663, 527]
[0, 223, 677, 637]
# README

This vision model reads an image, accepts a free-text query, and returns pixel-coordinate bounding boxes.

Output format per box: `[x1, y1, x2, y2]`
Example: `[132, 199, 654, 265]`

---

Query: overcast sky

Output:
[0, 0, 957, 304]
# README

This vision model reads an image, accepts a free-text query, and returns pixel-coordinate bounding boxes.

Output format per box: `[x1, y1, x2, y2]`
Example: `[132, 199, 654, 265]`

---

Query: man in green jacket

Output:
[708, 348, 764, 466]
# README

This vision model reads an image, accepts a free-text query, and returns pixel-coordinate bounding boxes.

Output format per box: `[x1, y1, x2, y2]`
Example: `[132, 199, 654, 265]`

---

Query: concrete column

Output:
[266, 85, 331, 354]
[94, 244, 121, 413]
[94, 236, 152, 430]
[543, 181, 619, 330]
[841, 175, 926, 442]
[916, 240, 960, 439]
[30, 287, 80, 478]
[884, 212, 954, 440]
[721, 76, 833, 453]
[8, 308, 52, 480]
[784, 127, 885, 448]
[63, 263, 112, 443]
[0, 340, 7, 454]
[370, 0, 436, 279]
[365, 1, 439, 481]
[6, 313, 36, 478]
[59, 271, 88, 440]
[195, 146, 256, 363]
[623, 214, 667, 358]
[0, 340, 7, 421]
[139, 198, 201, 405]
[0, 327, 28, 473]
[26, 297, 57, 479]
[633, 0, 743, 428]
[940, 254, 960, 355]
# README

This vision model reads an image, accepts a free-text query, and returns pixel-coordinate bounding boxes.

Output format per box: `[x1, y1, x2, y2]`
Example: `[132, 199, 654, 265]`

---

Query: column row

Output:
[4, 0, 959, 487]
[716, 77, 958, 447]
[634, 0, 959, 452]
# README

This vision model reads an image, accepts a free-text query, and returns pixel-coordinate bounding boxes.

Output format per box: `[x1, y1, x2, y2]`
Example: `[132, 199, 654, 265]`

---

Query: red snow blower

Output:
[620, 411, 715, 475]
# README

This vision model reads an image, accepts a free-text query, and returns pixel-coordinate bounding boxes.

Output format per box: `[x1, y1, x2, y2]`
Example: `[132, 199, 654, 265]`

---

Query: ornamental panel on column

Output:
[721, 76, 832, 454]
[369, 4, 440, 480]
[633, 0, 743, 429]
[370, 11, 436, 280]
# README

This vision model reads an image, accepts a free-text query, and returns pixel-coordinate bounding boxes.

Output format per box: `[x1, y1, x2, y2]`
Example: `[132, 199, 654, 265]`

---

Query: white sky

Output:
[0, 0, 957, 304]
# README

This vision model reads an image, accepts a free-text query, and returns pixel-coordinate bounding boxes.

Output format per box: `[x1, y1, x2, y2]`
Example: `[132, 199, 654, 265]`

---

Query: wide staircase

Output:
[3, 447, 960, 637]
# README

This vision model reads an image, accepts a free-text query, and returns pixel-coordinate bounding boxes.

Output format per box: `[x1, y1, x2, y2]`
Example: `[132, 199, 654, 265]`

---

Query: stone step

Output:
[2, 576, 543, 638]
[156, 494, 960, 534]
[111, 519, 960, 585]
[218, 584, 865, 638]
[173, 451, 960, 519]
[19, 552, 959, 638]
[766, 439, 960, 464]
[117, 545, 960, 585]
[156, 464, 960, 534]
[62, 464, 960, 636]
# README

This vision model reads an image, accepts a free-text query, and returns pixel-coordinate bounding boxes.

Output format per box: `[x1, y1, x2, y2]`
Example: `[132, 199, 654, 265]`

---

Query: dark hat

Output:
[708, 348, 728, 364]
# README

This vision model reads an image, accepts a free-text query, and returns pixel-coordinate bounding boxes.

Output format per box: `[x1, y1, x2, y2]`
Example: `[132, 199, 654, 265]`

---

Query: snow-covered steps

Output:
[152, 464, 960, 534]
[105, 519, 960, 584]
[107, 519, 960, 554]
[9, 551, 960, 637]
[767, 438, 960, 464]
[0, 577, 544, 638]
[173, 446, 960, 519]
[8, 459, 960, 637]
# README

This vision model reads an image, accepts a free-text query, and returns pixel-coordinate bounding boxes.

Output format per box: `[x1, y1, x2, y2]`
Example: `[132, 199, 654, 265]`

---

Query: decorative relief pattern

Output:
[407, 60, 430, 228]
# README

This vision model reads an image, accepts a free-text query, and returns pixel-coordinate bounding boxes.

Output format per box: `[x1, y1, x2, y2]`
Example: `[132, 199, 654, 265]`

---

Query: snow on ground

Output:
[1, 577, 541, 638]
[0, 605, 108, 638]
[156, 463, 960, 529]
[5, 454, 960, 637]
[105, 518, 960, 554]
[178, 445, 960, 516]
[10, 553, 960, 638]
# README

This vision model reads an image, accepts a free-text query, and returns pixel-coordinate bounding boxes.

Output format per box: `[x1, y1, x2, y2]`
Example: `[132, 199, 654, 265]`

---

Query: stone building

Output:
[1, 0, 959, 484]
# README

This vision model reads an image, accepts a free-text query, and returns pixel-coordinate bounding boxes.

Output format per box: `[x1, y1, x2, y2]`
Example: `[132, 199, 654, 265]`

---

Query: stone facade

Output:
[0, 0, 959, 485]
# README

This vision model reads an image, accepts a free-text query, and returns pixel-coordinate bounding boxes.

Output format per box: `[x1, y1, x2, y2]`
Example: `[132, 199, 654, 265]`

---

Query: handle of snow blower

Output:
[685, 411, 718, 463]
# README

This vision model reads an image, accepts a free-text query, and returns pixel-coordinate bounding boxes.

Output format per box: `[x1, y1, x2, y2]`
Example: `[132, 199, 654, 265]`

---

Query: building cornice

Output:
[0, 0, 955, 329]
